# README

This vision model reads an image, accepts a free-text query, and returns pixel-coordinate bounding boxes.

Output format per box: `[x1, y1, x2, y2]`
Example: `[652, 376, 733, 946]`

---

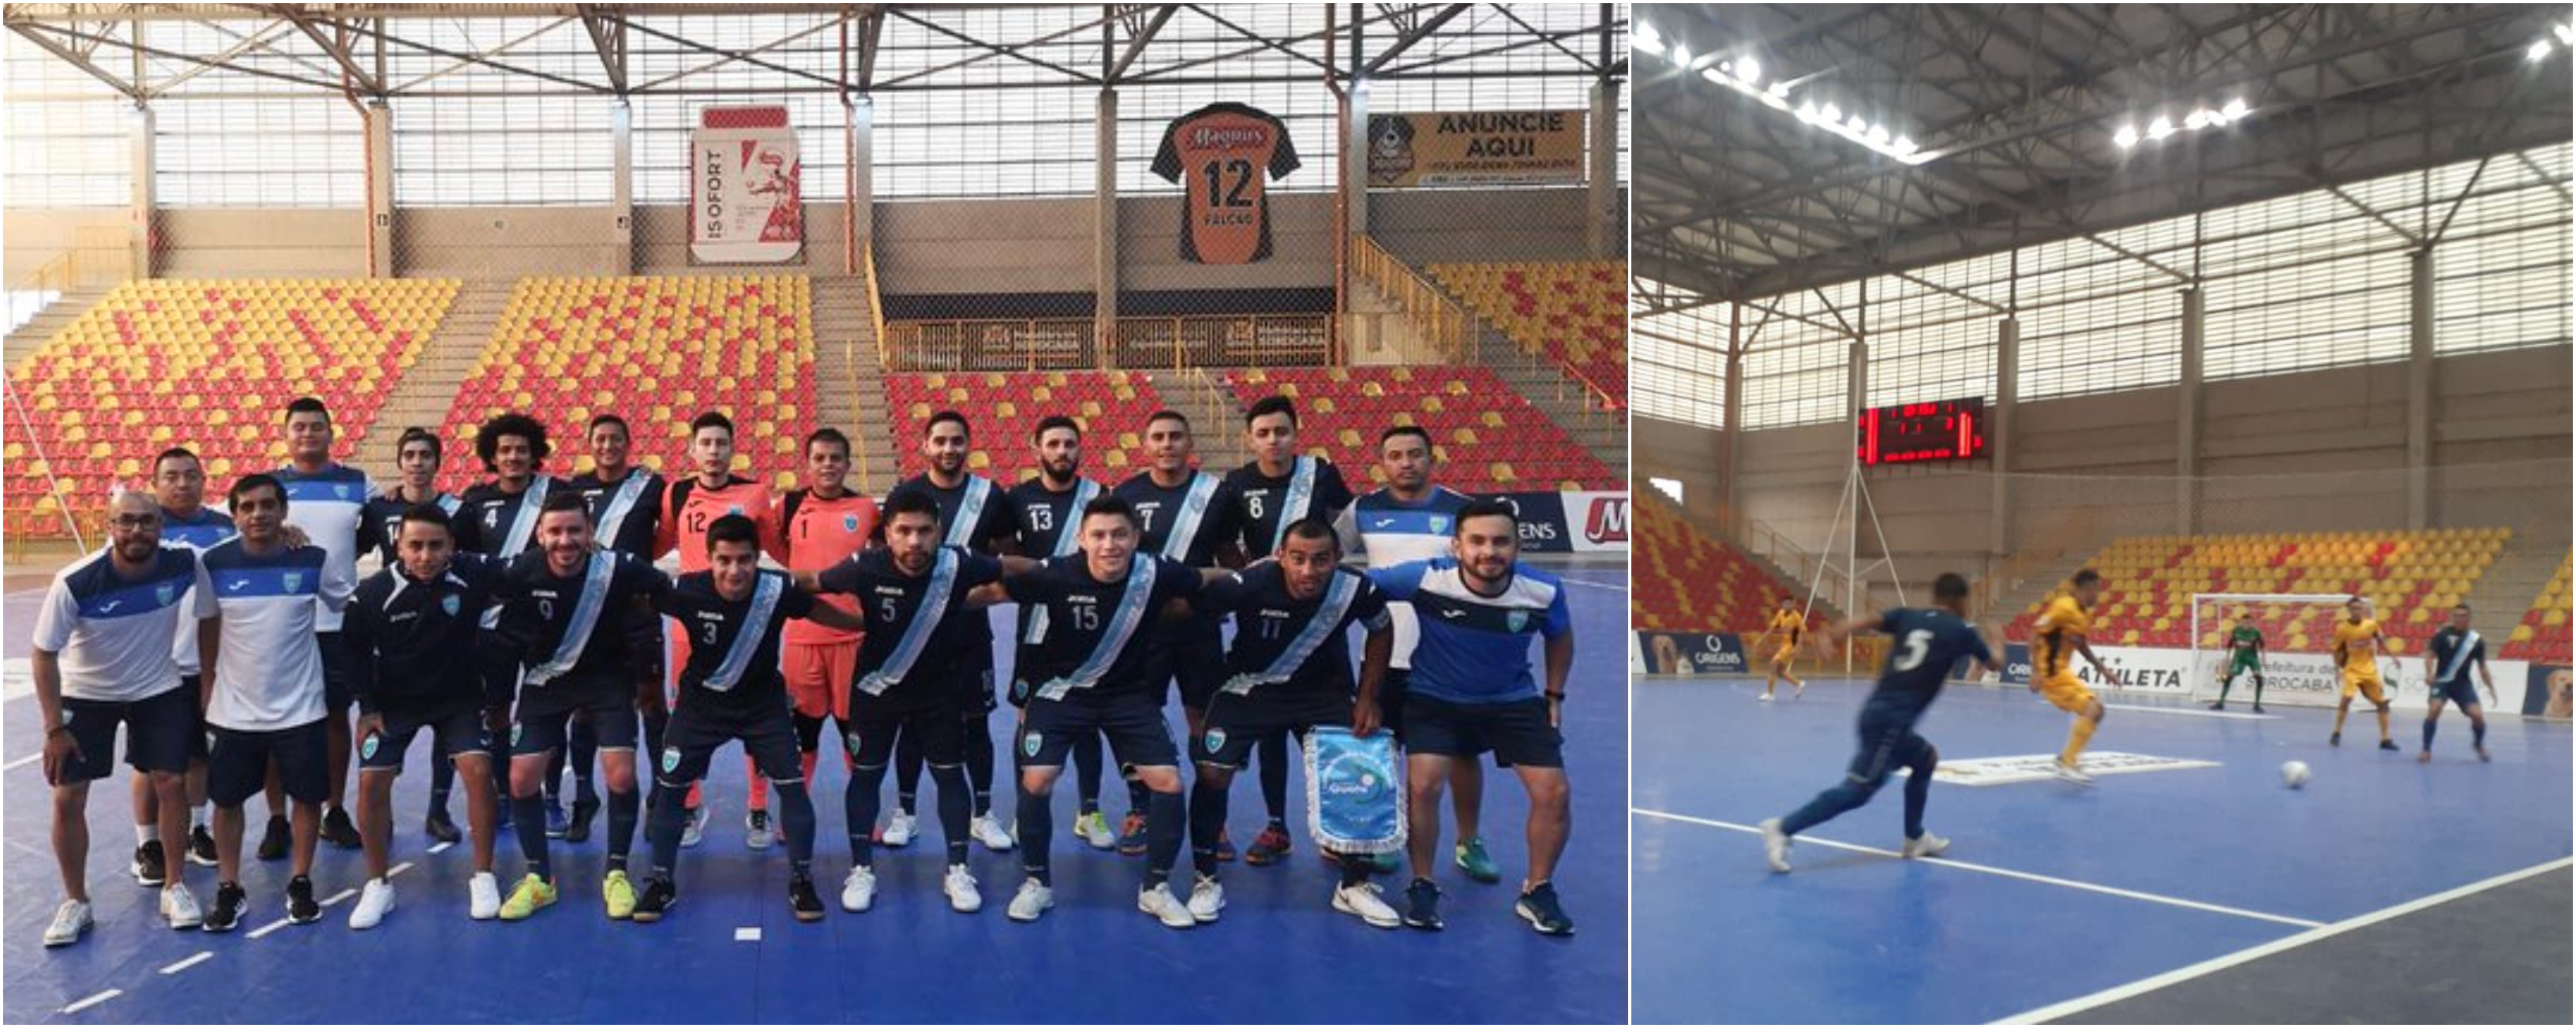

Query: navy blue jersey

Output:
[490, 550, 672, 688]
[1114, 470, 1242, 567]
[654, 569, 816, 712]
[1867, 607, 1992, 715]
[568, 467, 665, 560]
[1006, 477, 1103, 559]
[816, 546, 1005, 682]
[2427, 626, 2488, 685]
[345, 551, 500, 712]
[1004, 555, 1204, 702]
[455, 477, 576, 559]
[1224, 457, 1355, 561]
[361, 490, 459, 566]
[1200, 562, 1391, 699]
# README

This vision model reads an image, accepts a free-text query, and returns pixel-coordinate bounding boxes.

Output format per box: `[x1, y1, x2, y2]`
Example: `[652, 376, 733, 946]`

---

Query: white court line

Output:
[1631, 808, 2326, 929]
[388, 861, 414, 878]
[321, 887, 358, 907]
[1994, 856, 2574, 1024]
[425, 841, 454, 855]
[734, 926, 762, 942]
[58, 989, 121, 1015]
[2101, 702, 2275, 720]
[4, 752, 39, 772]
[158, 951, 213, 975]
[244, 918, 293, 940]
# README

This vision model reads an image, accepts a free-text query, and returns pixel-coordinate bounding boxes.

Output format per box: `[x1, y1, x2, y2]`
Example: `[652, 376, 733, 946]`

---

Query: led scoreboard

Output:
[1857, 397, 1986, 465]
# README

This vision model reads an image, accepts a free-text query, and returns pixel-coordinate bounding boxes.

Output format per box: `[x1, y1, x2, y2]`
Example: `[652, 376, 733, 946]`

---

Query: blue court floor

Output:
[4, 566, 1628, 1024]
[1631, 675, 2574, 1025]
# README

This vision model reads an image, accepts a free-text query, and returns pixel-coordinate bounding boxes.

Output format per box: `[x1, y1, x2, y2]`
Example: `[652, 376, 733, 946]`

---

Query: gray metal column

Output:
[1721, 307, 1743, 525]
[1094, 88, 1119, 365]
[1587, 80, 1618, 258]
[2409, 247, 2434, 529]
[610, 99, 634, 275]
[1344, 81, 1372, 239]
[363, 102, 395, 278]
[2177, 286, 2203, 534]
[846, 96, 874, 273]
[128, 104, 155, 280]
[1990, 316, 2018, 565]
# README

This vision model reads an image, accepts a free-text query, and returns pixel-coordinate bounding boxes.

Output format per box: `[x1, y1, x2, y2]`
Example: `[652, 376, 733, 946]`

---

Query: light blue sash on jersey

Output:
[594, 469, 651, 548]
[946, 477, 993, 548]
[436, 493, 462, 515]
[1269, 456, 1317, 553]
[1026, 479, 1101, 645]
[1307, 727, 1404, 854]
[523, 552, 615, 687]
[702, 572, 784, 692]
[2438, 629, 2482, 682]
[1159, 473, 1219, 561]
[1221, 571, 1358, 696]
[1034, 558, 1158, 701]
[499, 477, 552, 557]
[856, 549, 960, 696]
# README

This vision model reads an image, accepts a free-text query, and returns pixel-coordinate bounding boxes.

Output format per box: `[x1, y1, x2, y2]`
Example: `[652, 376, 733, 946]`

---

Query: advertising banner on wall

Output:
[1634, 631, 1749, 677]
[1565, 491, 1630, 553]
[691, 106, 803, 264]
[2522, 664, 2570, 720]
[2009, 643, 2534, 713]
[1364, 110, 1586, 188]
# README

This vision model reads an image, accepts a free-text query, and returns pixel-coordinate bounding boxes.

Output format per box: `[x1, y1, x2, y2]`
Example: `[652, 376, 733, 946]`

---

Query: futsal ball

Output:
[2281, 760, 2312, 789]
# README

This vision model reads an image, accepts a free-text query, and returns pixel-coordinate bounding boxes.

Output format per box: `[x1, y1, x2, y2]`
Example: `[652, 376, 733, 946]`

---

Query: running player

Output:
[455, 413, 582, 837]
[2331, 596, 2399, 750]
[1002, 495, 1220, 927]
[2421, 603, 2496, 763]
[567, 413, 665, 843]
[1114, 409, 1245, 858]
[1755, 596, 1808, 702]
[883, 411, 1017, 854]
[2207, 609, 2267, 713]
[631, 515, 867, 924]
[1222, 395, 1355, 865]
[489, 492, 673, 920]
[343, 504, 505, 926]
[1758, 573, 1996, 873]
[32, 492, 217, 944]
[2030, 570, 2114, 784]
[199, 473, 357, 932]
[653, 411, 781, 848]
[1003, 416, 1117, 850]
[1335, 424, 1487, 880]
[1186, 518, 1400, 927]
[773, 428, 878, 811]
[1370, 499, 1576, 936]
[140, 447, 233, 875]
[361, 427, 468, 844]
[271, 397, 370, 853]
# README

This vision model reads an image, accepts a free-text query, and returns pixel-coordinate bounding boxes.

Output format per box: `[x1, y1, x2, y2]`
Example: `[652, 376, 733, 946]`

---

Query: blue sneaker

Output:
[1515, 881, 1574, 936]
[544, 796, 570, 839]
[1454, 836, 1500, 884]
[1401, 878, 1443, 931]
[1115, 812, 1148, 857]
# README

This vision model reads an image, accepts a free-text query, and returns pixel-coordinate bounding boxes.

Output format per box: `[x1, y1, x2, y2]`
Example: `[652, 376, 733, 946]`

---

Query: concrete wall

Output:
[1631, 414, 1726, 522]
[2, 209, 128, 284]
[1372, 187, 1601, 264]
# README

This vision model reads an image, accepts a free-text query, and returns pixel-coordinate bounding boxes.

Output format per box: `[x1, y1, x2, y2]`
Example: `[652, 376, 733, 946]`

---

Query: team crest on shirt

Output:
[1020, 731, 1043, 758]
[1204, 728, 1227, 753]
[283, 572, 304, 593]
[441, 595, 462, 616]
[334, 484, 351, 499]
[361, 733, 380, 760]
[727, 504, 743, 516]
[1507, 610, 1530, 633]
[155, 583, 177, 606]
[1429, 516, 1449, 533]
[844, 732, 863, 757]
[661, 746, 681, 773]
[843, 514, 860, 533]
[511, 723, 523, 746]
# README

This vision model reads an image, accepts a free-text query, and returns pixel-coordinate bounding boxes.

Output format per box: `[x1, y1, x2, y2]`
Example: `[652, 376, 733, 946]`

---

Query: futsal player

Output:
[489, 492, 672, 920]
[567, 413, 665, 842]
[631, 515, 866, 924]
[2420, 603, 2496, 763]
[455, 413, 580, 836]
[1115, 409, 1246, 858]
[1003, 417, 1117, 849]
[139, 447, 233, 874]
[32, 492, 216, 944]
[199, 474, 355, 931]
[2030, 570, 2114, 785]
[1755, 596, 1807, 701]
[1370, 499, 1576, 936]
[2330, 596, 2400, 750]
[883, 412, 1018, 854]
[773, 428, 879, 813]
[343, 504, 505, 926]
[2207, 609, 2267, 712]
[654, 411, 781, 848]
[357, 427, 470, 845]
[1187, 518, 1402, 927]
[1758, 573, 1995, 873]
[1222, 395, 1355, 865]
[271, 398, 370, 853]
[1337, 424, 1488, 880]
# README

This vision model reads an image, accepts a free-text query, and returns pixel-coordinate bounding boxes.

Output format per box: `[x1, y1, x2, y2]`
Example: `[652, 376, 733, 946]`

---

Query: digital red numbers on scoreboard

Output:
[1857, 397, 1986, 465]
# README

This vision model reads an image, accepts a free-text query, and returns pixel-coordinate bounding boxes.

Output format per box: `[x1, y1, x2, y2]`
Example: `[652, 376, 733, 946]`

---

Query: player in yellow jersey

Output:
[2330, 596, 2399, 750]
[2029, 570, 2114, 785]
[1756, 597, 1808, 701]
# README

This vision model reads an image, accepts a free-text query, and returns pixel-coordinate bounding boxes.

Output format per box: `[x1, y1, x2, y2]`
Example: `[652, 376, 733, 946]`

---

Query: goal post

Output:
[2187, 593, 2416, 708]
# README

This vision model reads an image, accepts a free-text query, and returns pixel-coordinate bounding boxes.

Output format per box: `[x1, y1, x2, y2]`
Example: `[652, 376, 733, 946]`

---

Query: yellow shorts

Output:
[2039, 671, 2095, 714]
[2341, 668, 2387, 705]
[782, 641, 856, 722]
[1771, 646, 1797, 666]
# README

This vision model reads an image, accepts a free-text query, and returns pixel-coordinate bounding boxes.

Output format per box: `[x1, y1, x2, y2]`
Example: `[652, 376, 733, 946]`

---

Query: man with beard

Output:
[1004, 417, 1115, 849]
[1112, 410, 1245, 858]
[881, 412, 1017, 854]
[455, 413, 581, 838]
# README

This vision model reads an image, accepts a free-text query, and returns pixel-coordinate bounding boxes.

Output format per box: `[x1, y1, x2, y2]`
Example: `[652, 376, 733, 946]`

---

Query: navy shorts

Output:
[361, 700, 492, 772]
[209, 720, 328, 807]
[513, 679, 640, 757]
[654, 699, 803, 791]
[1197, 690, 1350, 768]
[1846, 708, 1933, 789]
[55, 685, 198, 785]
[2432, 676, 2483, 708]
[1019, 693, 1177, 770]
[1402, 693, 1563, 769]
[848, 686, 966, 767]
[1142, 619, 1226, 711]
[315, 630, 354, 712]
[1377, 668, 1412, 743]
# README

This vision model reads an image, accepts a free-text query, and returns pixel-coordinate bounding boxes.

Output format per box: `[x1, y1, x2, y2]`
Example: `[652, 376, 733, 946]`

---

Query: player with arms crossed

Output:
[2031, 570, 2114, 785]
[1760, 574, 1996, 873]
[1755, 597, 1808, 702]
[2207, 609, 2268, 713]
[2419, 603, 2496, 763]
[2330, 596, 2400, 751]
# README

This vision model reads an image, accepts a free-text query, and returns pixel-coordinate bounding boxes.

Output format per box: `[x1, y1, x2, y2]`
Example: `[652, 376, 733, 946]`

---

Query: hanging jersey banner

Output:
[691, 106, 803, 264]
[1150, 102, 1301, 265]
[1365, 110, 1586, 188]
[1306, 727, 1404, 855]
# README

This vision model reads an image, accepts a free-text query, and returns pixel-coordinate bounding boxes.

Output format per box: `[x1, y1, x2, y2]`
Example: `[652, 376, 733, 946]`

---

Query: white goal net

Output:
[2187, 593, 2422, 708]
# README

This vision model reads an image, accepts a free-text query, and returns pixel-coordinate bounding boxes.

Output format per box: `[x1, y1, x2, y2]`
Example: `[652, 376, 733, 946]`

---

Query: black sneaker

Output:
[631, 879, 679, 923]
[2329, 731, 2342, 747]
[565, 797, 601, 844]
[1402, 877, 1444, 931]
[132, 839, 167, 888]
[2251, 703, 2266, 714]
[2378, 739, 2401, 752]
[320, 806, 361, 849]
[2205, 701, 2225, 711]
[424, 808, 462, 845]
[202, 883, 246, 933]
[285, 876, 320, 924]
[1515, 881, 1575, 936]
[788, 874, 825, 922]
[256, 815, 290, 861]
[187, 824, 218, 866]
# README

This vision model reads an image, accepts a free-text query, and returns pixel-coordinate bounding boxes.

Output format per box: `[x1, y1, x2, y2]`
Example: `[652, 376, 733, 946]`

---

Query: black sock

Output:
[1902, 748, 1936, 839]
[895, 728, 923, 816]
[2424, 718, 2438, 750]
[1339, 852, 1372, 888]
[605, 787, 638, 871]
[2252, 675, 2265, 705]
[2473, 720, 2487, 748]
[1258, 732, 1290, 823]
[846, 762, 887, 869]
[511, 794, 550, 879]
[931, 764, 972, 866]
[1017, 787, 1054, 886]
[429, 758, 454, 813]
[645, 789, 686, 882]
[1073, 731, 1103, 815]
[2215, 677, 2232, 702]
[568, 720, 599, 802]
[776, 782, 816, 877]
[1144, 789, 1185, 888]
[546, 747, 567, 801]
[1188, 772, 1228, 878]
[1125, 775, 1150, 816]
[963, 712, 995, 816]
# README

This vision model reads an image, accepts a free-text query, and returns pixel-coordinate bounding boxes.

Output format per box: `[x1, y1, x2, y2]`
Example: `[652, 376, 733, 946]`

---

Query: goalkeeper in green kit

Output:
[2207, 610, 2267, 712]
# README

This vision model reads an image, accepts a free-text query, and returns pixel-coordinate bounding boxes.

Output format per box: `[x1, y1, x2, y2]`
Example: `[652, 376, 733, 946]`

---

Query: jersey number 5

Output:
[1890, 629, 1934, 672]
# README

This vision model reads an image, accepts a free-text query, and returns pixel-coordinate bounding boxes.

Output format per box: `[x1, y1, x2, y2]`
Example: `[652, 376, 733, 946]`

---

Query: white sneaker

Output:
[880, 811, 916, 848]
[1758, 693, 1774, 703]
[1185, 874, 1225, 923]
[840, 865, 878, 913]
[1900, 832, 1950, 859]
[680, 803, 710, 849]
[970, 813, 1016, 853]
[1137, 883, 1196, 929]
[1073, 811, 1117, 850]
[943, 865, 982, 914]
[2054, 760, 2095, 787]
[348, 878, 396, 929]
[1758, 817, 1793, 873]
[467, 872, 501, 920]
[745, 810, 775, 851]
[162, 884, 203, 930]
[1332, 880, 1402, 929]
[43, 899, 92, 947]
[1005, 879, 1054, 922]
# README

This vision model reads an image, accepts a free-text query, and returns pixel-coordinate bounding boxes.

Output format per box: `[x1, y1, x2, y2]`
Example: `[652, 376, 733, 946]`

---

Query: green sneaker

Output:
[1454, 837, 1501, 884]
[499, 873, 556, 921]
[603, 869, 638, 920]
